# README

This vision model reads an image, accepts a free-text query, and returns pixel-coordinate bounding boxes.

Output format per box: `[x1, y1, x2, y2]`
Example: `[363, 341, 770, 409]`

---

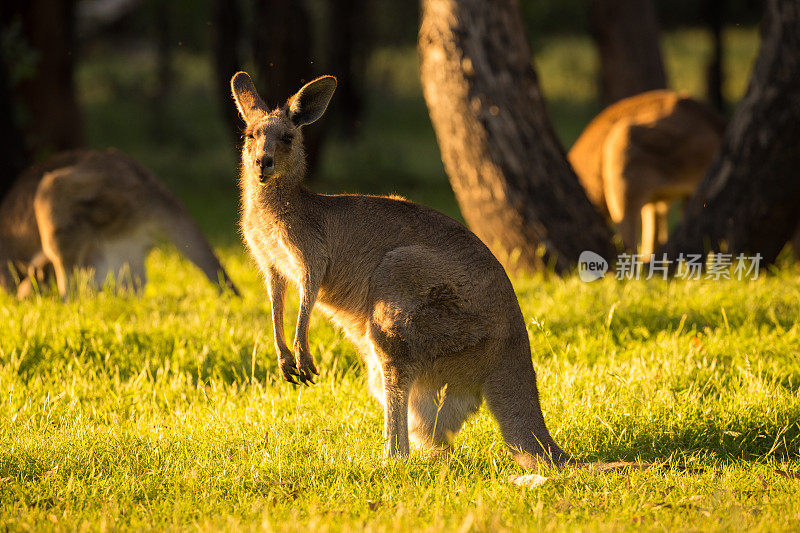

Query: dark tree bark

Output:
[13, 0, 84, 156]
[419, 0, 615, 274]
[328, 0, 368, 138]
[704, 0, 725, 112]
[152, 0, 174, 141]
[0, 56, 27, 201]
[252, 0, 326, 178]
[212, 0, 244, 148]
[589, 0, 668, 105]
[660, 0, 800, 267]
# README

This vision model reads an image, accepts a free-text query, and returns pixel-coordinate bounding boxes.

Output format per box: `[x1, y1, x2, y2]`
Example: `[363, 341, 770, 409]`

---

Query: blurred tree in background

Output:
[0, 31, 27, 200]
[703, 0, 726, 111]
[419, 0, 615, 273]
[1, 0, 84, 161]
[211, 0, 371, 178]
[0, 0, 773, 264]
[661, 0, 800, 267]
[589, 0, 667, 104]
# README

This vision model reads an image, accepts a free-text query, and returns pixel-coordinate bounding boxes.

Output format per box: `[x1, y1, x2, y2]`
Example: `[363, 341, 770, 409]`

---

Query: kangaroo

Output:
[231, 72, 568, 469]
[568, 90, 727, 256]
[0, 149, 239, 298]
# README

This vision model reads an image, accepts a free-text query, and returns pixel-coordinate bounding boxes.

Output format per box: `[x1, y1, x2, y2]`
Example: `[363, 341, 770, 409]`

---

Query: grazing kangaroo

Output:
[0, 149, 239, 298]
[231, 72, 569, 469]
[568, 90, 727, 256]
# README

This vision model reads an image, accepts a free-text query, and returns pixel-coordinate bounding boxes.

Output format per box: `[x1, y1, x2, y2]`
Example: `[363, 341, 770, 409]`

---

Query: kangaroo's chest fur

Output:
[242, 198, 373, 345]
[241, 185, 329, 291]
[244, 215, 307, 285]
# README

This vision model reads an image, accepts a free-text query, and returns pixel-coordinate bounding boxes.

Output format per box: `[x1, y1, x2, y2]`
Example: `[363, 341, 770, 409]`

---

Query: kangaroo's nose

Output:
[258, 157, 274, 182]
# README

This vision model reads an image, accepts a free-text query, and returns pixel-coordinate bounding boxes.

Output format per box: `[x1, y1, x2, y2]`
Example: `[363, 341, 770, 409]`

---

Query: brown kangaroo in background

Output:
[231, 72, 568, 469]
[568, 90, 727, 256]
[0, 149, 239, 298]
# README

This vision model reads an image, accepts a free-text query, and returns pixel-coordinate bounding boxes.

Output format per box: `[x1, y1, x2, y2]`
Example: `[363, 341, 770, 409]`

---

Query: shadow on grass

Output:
[580, 418, 800, 465]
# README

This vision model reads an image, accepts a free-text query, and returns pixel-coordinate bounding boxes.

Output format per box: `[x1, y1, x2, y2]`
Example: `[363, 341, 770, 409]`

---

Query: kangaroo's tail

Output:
[484, 335, 573, 471]
[154, 203, 240, 296]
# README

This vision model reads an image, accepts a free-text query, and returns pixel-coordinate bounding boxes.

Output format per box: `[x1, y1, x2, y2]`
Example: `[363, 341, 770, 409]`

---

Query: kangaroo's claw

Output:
[295, 347, 318, 385]
[298, 371, 315, 386]
[278, 351, 300, 384]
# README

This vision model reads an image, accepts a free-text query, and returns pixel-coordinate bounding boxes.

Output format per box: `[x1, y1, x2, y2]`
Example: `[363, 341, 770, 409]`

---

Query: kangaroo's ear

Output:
[231, 72, 268, 124]
[287, 76, 337, 127]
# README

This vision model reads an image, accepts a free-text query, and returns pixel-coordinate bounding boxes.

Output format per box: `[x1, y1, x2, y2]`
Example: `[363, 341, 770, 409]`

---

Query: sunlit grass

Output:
[2, 247, 799, 531]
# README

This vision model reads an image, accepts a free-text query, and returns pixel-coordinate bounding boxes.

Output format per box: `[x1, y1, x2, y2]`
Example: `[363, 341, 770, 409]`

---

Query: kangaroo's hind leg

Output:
[367, 245, 493, 459]
[372, 346, 413, 458]
[366, 323, 414, 458]
[654, 200, 670, 247]
[16, 251, 54, 299]
[407, 379, 481, 451]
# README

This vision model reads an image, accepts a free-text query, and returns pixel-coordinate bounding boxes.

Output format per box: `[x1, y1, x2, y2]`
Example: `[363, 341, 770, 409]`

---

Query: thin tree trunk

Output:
[212, 0, 243, 148]
[252, 0, 327, 179]
[328, 0, 367, 138]
[589, 0, 668, 105]
[419, 0, 615, 274]
[152, 0, 174, 141]
[0, 56, 27, 201]
[660, 0, 800, 267]
[704, 0, 725, 112]
[15, 0, 84, 155]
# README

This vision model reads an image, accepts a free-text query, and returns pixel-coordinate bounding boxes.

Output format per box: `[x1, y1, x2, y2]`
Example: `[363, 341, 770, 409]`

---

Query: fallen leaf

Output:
[508, 474, 549, 488]
[367, 500, 383, 511]
[757, 474, 768, 489]
[47, 514, 58, 523]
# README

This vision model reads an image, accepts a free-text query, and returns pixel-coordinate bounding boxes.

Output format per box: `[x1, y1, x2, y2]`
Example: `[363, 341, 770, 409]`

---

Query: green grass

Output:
[2, 251, 799, 531]
[5, 25, 796, 532]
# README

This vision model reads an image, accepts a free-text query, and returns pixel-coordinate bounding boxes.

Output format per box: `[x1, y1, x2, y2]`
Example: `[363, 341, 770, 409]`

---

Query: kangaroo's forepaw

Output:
[295, 347, 318, 385]
[278, 350, 299, 384]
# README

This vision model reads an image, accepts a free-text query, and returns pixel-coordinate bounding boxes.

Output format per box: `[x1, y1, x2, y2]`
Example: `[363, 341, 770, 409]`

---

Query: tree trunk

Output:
[252, 0, 327, 179]
[704, 0, 725, 112]
[660, 0, 800, 267]
[152, 0, 174, 141]
[14, 0, 84, 156]
[328, 0, 368, 138]
[212, 0, 244, 149]
[419, 0, 615, 274]
[0, 55, 28, 201]
[589, 0, 668, 105]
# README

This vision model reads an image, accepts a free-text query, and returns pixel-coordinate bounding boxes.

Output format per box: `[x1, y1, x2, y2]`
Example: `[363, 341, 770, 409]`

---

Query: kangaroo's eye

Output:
[281, 134, 294, 145]
[247, 132, 255, 140]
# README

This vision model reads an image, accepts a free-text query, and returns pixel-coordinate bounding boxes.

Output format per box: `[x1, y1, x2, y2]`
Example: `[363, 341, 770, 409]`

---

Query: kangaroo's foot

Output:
[293, 343, 318, 385]
[278, 348, 300, 385]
